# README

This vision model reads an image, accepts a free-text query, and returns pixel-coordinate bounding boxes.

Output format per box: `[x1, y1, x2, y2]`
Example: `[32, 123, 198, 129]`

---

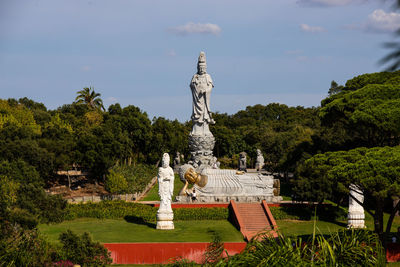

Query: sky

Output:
[1, 0, 399, 122]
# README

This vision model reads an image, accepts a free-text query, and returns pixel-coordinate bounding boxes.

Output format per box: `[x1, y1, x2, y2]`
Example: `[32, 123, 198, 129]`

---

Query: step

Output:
[233, 202, 276, 241]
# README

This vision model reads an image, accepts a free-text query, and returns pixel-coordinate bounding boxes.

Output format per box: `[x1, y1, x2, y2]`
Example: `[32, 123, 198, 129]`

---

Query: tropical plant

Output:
[75, 87, 105, 111]
[58, 230, 112, 266]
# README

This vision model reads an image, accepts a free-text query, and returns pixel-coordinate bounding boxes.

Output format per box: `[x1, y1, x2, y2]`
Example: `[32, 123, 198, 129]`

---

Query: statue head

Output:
[257, 149, 261, 156]
[197, 51, 207, 75]
[162, 153, 170, 168]
[178, 164, 208, 187]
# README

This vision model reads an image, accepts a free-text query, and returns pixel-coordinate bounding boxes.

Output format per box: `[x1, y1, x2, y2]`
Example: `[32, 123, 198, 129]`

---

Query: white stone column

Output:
[347, 184, 365, 228]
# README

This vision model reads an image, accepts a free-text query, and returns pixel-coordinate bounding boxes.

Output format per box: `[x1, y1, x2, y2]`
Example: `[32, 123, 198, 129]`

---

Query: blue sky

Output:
[1, 0, 399, 121]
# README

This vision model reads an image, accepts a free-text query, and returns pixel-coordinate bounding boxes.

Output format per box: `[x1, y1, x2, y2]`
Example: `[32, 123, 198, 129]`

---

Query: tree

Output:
[319, 71, 400, 149]
[75, 87, 105, 111]
[293, 146, 400, 241]
[328, 80, 344, 96]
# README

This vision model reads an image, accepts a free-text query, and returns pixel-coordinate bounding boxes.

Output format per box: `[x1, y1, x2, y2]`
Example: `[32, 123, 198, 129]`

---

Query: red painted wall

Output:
[103, 242, 246, 264]
[151, 203, 230, 208]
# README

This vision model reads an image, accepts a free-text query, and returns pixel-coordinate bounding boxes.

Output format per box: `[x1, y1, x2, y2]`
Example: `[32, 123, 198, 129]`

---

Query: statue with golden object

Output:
[177, 164, 280, 203]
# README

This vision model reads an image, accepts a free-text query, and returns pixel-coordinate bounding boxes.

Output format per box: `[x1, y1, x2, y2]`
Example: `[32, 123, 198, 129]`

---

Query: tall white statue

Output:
[347, 184, 365, 228]
[156, 153, 174, 230]
[190, 51, 215, 136]
[188, 52, 216, 168]
[255, 149, 265, 171]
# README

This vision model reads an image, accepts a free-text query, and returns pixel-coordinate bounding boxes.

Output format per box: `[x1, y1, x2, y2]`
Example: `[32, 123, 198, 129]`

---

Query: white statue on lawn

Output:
[347, 184, 365, 229]
[156, 153, 175, 230]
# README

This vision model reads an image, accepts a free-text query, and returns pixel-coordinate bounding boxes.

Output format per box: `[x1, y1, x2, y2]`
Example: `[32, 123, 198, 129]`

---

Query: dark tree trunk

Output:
[386, 199, 400, 235]
[374, 200, 384, 243]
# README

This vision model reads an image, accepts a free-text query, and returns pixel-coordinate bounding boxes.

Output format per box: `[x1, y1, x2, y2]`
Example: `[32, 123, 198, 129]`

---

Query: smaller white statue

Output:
[255, 149, 265, 171]
[156, 153, 175, 230]
[347, 184, 365, 228]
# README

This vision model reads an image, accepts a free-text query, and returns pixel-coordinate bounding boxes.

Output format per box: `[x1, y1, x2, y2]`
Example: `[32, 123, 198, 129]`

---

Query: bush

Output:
[8, 208, 38, 229]
[0, 222, 55, 266]
[105, 169, 128, 194]
[17, 183, 67, 224]
[65, 201, 228, 222]
[58, 230, 112, 267]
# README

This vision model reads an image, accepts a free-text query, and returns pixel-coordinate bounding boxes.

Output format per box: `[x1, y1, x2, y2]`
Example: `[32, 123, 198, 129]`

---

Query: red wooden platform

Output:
[104, 242, 246, 264]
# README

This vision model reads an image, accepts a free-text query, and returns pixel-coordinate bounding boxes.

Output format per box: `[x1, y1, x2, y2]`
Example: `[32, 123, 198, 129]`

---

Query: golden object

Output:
[184, 167, 208, 187]
[178, 164, 208, 196]
[236, 171, 245, 175]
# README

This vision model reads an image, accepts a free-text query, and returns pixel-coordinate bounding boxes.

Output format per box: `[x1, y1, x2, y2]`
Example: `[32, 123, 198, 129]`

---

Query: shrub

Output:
[105, 169, 128, 194]
[64, 201, 228, 222]
[58, 230, 112, 267]
[8, 208, 38, 229]
[17, 183, 67, 224]
[0, 222, 55, 266]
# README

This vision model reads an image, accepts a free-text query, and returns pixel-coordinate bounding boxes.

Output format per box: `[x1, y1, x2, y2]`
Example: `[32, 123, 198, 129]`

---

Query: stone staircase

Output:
[230, 200, 278, 241]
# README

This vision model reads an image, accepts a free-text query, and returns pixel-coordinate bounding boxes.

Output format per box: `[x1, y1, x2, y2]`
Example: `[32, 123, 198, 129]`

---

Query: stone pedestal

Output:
[156, 211, 174, 230]
[348, 213, 365, 228]
[189, 134, 215, 168]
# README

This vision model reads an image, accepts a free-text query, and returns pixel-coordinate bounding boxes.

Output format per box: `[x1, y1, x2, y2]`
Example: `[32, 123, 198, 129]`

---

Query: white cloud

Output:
[297, 0, 366, 7]
[365, 9, 400, 33]
[81, 66, 91, 72]
[168, 22, 221, 36]
[300, 24, 325, 33]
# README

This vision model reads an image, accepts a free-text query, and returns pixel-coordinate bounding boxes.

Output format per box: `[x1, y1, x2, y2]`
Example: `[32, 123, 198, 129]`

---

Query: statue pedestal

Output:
[156, 211, 174, 230]
[347, 212, 365, 228]
[189, 134, 215, 167]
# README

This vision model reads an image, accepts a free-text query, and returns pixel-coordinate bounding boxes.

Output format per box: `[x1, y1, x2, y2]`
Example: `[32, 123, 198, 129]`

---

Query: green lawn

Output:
[142, 174, 184, 201]
[277, 210, 400, 238]
[39, 218, 244, 243]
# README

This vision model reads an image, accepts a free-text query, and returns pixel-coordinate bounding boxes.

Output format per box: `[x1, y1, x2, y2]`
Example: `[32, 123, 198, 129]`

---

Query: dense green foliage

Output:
[292, 71, 400, 241]
[294, 146, 400, 239]
[216, 229, 385, 267]
[58, 230, 112, 266]
[65, 201, 228, 222]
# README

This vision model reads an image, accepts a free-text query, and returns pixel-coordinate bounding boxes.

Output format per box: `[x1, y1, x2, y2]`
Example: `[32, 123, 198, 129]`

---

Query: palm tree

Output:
[75, 87, 105, 111]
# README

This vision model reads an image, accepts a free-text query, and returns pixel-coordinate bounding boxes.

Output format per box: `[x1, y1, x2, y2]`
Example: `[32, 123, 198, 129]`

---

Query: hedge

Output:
[64, 201, 228, 222]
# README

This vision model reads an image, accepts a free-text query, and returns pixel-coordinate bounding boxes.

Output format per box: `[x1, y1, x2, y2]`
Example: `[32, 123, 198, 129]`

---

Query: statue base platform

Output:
[176, 168, 282, 203]
[189, 134, 215, 167]
[156, 211, 174, 230]
[176, 195, 282, 203]
[347, 212, 365, 229]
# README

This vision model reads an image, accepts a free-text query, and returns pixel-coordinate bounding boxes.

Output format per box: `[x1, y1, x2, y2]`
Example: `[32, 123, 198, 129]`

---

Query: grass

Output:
[276, 210, 400, 238]
[142, 174, 183, 201]
[39, 218, 244, 243]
